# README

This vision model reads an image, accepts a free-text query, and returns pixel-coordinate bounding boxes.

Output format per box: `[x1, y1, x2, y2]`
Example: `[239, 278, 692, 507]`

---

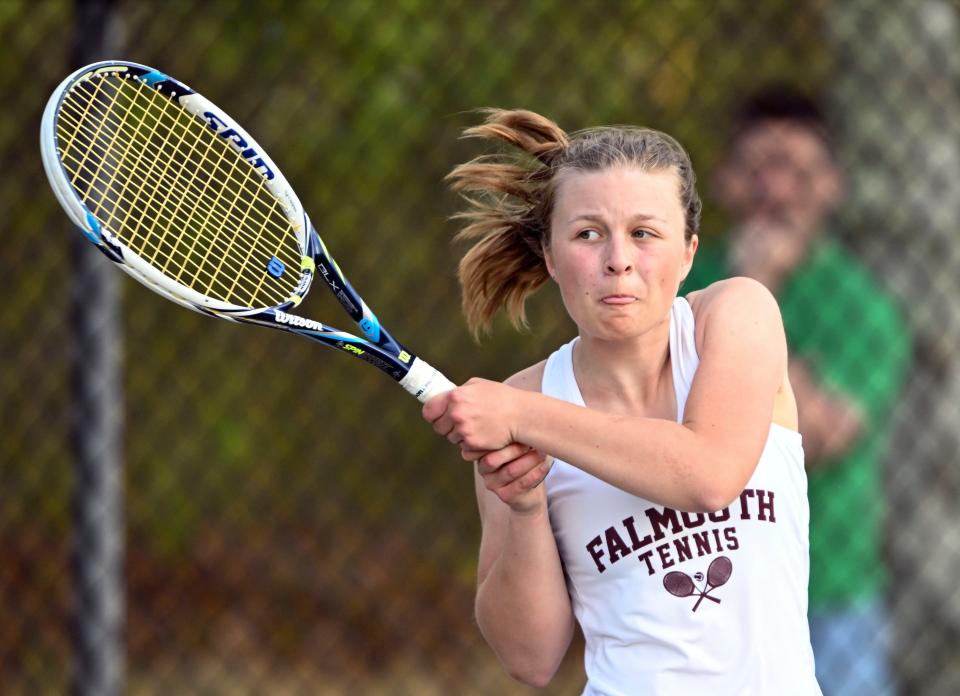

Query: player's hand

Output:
[421, 377, 522, 452]
[464, 443, 553, 514]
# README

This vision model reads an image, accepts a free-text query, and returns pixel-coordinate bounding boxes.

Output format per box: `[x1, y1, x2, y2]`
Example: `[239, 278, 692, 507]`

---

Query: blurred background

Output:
[4, 0, 960, 694]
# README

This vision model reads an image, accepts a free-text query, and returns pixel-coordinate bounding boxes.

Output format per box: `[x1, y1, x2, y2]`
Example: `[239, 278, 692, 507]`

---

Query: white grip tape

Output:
[399, 357, 457, 403]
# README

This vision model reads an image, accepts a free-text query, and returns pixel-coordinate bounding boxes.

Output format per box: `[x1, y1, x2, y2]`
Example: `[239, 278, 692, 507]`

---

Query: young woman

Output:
[423, 110, 821, 695]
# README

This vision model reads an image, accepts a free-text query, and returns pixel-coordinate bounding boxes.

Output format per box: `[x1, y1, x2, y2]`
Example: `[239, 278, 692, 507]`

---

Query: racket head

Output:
[663, 571, 695, 598]
[706, 556, 733, 587]
[40, 60, 312, 316]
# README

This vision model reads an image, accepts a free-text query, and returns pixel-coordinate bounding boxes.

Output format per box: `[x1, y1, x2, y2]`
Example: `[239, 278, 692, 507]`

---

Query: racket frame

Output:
[41, 60, 452, 401]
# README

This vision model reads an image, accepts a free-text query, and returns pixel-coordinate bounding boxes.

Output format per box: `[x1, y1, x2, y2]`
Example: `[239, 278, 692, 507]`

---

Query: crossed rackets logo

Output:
[662, 556, 733, 612]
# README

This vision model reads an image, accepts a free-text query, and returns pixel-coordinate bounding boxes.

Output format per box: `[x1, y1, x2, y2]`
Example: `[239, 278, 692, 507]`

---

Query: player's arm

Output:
[466, 366, 575, 688]
[434, 277, 786, 513]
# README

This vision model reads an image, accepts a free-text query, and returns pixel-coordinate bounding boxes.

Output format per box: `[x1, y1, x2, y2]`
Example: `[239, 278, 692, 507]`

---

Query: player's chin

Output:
[584, 319, 647, 343]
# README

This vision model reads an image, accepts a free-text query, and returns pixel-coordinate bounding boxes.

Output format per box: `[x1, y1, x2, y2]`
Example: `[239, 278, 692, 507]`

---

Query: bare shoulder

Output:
[688, 277, 783, 337]
[687, 277, 786, 366]
[687, 277, 795, 430]
[503, 360, 547, 393]
[687, 276, 779, 314]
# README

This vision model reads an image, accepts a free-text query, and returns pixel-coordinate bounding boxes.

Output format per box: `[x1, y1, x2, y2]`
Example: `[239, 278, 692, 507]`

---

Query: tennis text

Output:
[585, 488, 776, 575]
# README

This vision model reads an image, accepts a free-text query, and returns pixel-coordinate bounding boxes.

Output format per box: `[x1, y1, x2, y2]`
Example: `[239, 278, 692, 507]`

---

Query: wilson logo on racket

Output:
[275, 311, 324, 331]
[662, 556, 732, 612]
[202, 111, 276, 181]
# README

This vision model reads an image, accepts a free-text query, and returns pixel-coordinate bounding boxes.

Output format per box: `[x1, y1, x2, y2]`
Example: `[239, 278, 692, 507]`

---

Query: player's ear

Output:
[542, 241, 556, 280]
[680, 233, 698, 282]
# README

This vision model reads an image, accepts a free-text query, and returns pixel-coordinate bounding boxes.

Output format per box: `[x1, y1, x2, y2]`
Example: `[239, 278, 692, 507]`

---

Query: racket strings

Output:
[59, 81, 282, 244]
[57, 84, 281, 303]
[58, 76, 298, 305]
[56, 72, 302, 308]
[98, 87, 287, 298]
[57, 76, 299, 306]
[89, 80, 212, 276]
[57, 88, 297, 309]
[58, 109, 290, 306]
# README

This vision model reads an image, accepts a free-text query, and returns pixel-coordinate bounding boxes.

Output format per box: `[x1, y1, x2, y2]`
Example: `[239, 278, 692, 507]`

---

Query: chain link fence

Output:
[4, 0, 960, 693]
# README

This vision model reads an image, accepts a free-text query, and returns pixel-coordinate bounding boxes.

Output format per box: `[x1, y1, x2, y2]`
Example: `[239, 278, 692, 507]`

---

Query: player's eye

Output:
[577, 228, 600, 240]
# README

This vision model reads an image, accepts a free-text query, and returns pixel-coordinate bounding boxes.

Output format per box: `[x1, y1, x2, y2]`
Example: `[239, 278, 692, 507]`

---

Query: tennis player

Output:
[423, 110, 822, 694]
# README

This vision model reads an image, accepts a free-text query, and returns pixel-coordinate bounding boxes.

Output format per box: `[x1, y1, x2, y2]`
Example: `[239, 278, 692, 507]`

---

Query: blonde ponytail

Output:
[446, 110, 568, 338]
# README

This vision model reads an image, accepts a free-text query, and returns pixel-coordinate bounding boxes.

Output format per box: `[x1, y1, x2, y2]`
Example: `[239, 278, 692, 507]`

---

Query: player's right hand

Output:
[463, 443, 553, 514]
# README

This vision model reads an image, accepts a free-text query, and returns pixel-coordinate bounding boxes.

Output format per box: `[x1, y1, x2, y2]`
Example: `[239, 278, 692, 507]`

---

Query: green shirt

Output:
[685, 236, 911, 610]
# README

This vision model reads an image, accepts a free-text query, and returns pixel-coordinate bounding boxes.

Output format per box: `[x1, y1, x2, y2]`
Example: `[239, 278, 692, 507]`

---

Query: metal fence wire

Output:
[4, 0, 960, 694]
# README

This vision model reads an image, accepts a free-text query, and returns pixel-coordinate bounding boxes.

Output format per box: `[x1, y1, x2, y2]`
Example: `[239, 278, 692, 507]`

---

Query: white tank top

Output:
[543, 297, 821, 696]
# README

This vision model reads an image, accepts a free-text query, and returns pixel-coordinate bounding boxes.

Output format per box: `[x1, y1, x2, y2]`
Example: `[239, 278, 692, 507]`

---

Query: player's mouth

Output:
[601, 294, 637, 305]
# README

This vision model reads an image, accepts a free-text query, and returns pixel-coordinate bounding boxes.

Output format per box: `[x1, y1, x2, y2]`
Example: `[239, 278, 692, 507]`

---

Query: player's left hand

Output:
[467, 443, 554, 513]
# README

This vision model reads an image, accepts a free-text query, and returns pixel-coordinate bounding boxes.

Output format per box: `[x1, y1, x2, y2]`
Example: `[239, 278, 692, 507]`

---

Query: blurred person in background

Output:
[683, 85, 912, 696]
[424, 109, 822, 694]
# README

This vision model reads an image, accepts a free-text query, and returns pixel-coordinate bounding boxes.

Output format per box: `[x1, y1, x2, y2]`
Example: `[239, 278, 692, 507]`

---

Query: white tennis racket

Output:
[41, 61, 455, 403]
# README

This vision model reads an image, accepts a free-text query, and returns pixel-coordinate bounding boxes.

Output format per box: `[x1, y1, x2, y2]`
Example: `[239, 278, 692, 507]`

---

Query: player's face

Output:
[545, 166, 697, 342]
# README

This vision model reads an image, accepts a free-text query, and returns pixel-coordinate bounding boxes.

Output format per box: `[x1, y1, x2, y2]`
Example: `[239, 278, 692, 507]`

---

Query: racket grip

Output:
[399, 357, 457, 403]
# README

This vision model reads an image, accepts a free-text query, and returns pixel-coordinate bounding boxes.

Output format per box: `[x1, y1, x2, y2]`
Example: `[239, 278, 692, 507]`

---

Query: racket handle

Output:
[399, 357, 457, 403]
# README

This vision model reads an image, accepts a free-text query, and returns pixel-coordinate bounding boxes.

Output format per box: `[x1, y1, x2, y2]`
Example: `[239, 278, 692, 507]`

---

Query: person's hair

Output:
[447, 109, 701, 338]
[730, 83, 832, 150]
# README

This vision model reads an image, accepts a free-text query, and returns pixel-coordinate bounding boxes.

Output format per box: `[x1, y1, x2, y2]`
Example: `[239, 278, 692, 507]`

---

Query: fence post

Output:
[69, 1, 124, 694]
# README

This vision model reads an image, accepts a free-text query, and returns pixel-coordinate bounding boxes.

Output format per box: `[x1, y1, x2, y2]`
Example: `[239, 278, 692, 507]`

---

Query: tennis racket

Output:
[40, 60, 454, 403]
